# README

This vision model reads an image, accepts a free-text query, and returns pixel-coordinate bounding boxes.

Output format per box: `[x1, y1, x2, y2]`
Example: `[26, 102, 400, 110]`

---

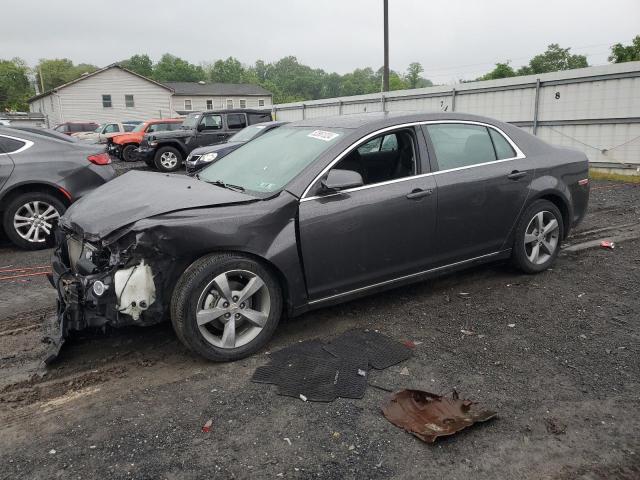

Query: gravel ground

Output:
[0, 178, 639, 480]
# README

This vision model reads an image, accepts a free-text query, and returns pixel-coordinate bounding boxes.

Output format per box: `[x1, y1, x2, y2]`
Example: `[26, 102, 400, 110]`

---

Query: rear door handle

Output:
[406, 188, 433, 200]
[507, 170, 528, 180]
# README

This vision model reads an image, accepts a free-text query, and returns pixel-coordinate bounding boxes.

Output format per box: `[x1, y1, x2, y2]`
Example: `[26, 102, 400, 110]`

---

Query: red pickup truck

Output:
[107, 118, 183, 161]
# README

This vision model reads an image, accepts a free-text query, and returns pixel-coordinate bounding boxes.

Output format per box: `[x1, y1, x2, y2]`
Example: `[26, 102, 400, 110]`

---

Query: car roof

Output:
[147, 118, 183, 123]
[287, 111, 516, 130]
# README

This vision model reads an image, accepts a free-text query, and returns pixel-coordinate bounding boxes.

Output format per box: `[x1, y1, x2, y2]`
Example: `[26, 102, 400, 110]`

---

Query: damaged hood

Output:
[61, 170, 255, 239]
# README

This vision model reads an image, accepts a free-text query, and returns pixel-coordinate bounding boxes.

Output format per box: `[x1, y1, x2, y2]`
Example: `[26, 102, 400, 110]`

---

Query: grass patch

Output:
[589, 169, 640, 184]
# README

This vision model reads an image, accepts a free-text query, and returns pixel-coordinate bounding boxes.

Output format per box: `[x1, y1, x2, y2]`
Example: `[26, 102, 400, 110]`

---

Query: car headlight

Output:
[200, 152, 218, 163]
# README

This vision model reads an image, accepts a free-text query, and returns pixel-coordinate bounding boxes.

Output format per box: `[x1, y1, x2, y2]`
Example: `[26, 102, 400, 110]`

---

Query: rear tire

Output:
[511, 199, 563, 274]
[154, 146, 182, 172]
[171, 253, 282, 361]
[2, 192, 66, 250]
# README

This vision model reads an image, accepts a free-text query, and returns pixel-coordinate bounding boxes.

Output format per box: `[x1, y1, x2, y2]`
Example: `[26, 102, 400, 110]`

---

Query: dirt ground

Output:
[0, 178, 638, 480]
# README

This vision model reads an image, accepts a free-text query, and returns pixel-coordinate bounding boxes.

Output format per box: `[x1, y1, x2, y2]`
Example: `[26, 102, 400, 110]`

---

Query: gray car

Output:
[0, 127, 117, 249]
[50, 112, 589, 362]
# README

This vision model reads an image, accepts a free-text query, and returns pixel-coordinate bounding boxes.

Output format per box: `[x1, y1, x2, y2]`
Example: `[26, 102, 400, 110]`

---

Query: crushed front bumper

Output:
[44, 230, 161, 364]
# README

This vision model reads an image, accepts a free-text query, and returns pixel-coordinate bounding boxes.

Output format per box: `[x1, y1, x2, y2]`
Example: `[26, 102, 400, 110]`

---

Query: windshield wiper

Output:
[208, 179, 245, 192]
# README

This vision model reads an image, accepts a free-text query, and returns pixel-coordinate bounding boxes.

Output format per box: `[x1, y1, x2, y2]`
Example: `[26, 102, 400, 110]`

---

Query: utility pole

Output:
[383, 0, 389, 92]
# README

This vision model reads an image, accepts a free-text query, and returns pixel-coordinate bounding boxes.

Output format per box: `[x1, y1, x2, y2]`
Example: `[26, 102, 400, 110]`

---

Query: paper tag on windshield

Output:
[308, 130, 340, 142]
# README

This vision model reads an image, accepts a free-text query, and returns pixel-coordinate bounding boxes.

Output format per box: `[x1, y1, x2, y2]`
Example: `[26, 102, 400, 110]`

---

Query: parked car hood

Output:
[112, 132, 142, 145]
[190, 141, 244, 156]
[61, 170, 256, 240]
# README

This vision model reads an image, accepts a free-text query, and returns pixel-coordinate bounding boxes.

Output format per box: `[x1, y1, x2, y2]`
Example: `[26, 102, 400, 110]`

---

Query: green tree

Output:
[35, 58, 97, 91]
[121, 54, 154, 77]
[517, 44, 588, 75]
[609, 35, 640, 63]
[405, 62, 422, 88]
[478, 62, 516, 80]
[0, 58, 34, 111]
[208, 57, 247, 83]
[152, 54, 206, 82]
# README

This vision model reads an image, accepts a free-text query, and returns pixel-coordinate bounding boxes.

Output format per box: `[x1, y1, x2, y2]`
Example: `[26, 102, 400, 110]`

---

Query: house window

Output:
[239, 99, 246, 108]
[206, 99, 213, 110]
[184, 99, 192, 111]
[125, 95, 135, 108]
[258, 99, 265, 107]
[226, 99, 234, 109]
[102, 95, 112, 108]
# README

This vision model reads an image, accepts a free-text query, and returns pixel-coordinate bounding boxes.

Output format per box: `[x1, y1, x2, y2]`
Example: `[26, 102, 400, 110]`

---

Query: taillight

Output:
[87, 152, 111, 165]
[578, 178, 589, 186]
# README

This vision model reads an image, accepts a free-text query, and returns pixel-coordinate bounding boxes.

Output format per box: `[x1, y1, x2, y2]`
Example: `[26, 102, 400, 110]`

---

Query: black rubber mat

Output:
[323, 329, 413, 369]
[273, 354, 368, 402]
[251, 331, 409, 402]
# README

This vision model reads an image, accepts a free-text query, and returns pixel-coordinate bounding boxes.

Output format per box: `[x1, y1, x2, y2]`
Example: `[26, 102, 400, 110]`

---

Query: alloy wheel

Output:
[13, 201, 60, 243]
[160, 151, 178, 169]
[524, 210, 559, 265]
[196, 269, 271, 349]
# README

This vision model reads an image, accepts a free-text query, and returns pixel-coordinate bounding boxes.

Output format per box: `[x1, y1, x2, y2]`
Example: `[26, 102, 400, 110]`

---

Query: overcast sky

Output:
[3, 0, 638, 83]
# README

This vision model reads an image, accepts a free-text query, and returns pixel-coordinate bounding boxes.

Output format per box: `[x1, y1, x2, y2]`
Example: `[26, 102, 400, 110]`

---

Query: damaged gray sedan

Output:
[50, 112, 589, 362]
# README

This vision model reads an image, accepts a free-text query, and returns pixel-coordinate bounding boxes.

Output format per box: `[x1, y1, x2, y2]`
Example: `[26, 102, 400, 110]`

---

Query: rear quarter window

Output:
[0, 136, 27, 154]
[489, 128, 516, 159]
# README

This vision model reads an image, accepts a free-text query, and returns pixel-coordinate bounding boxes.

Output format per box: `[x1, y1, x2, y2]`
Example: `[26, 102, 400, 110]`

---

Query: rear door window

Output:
[0, 136, 27, 154]
[226, 113, 247, 130]
[424, 124, 496, 170]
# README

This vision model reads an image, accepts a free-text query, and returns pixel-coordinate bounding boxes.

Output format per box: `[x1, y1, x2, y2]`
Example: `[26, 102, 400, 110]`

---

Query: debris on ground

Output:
[201, 419, 213, 433]
[507, 324, 516, 328]
[381, 389, 497, 443]
[251, 331, 412, 402]
[544, 417, 567, 435]
[284, 437, 292, 446]
[600, 240, 615, 249]
[399, 367, 410, 376]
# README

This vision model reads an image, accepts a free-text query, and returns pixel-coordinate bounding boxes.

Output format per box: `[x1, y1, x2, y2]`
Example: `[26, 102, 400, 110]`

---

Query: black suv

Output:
[135, 109, 272, 172]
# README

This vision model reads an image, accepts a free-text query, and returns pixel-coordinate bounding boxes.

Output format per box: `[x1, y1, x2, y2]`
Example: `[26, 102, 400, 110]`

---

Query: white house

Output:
[165, 82, 272, 114]
[28, 64, 273, 126]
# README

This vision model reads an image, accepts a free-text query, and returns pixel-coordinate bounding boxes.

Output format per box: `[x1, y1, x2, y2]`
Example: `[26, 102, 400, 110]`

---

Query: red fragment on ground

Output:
[600, 240, 615, 249]
[202, 419, 213, 433]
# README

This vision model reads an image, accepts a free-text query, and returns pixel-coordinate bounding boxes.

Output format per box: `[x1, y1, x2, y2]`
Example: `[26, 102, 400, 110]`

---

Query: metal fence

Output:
[269, 61, 640, 168]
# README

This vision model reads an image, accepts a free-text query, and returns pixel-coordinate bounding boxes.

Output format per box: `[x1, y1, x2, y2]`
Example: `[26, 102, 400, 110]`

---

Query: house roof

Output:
[28, 64, 173, 103]
[163, 81, 272, 97]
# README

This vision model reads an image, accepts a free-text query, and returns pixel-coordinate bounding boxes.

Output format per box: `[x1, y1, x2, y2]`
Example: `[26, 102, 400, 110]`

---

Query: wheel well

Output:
[187, 249, 292, 316]
[158, 143, 186, 157]
[1, 183, 71, 211]
[538, 193, 570, 239]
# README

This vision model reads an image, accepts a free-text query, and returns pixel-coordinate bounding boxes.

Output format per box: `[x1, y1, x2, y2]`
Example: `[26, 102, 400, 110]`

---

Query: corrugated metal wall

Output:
[270, 62, 640, 166]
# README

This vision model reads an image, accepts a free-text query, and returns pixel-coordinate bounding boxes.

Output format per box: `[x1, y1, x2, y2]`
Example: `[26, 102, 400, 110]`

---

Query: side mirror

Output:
[321, 169, 364, 192]
[197, 123, 205, 132]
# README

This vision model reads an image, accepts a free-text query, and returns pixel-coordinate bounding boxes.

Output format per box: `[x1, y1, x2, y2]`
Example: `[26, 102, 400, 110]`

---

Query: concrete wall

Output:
[270, 62, 640, 166]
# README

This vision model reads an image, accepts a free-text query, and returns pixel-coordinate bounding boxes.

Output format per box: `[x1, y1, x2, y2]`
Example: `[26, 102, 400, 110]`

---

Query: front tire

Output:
[2, 192, 66, 250]
[122, 144, 137, 162]
[154, 146, 182, 172]
[512, 199, 563, 274]
[171, 253, 283, 361]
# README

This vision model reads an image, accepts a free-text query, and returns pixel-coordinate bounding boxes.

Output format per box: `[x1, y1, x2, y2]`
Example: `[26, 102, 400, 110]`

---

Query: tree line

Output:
[1, 36, 638, 112]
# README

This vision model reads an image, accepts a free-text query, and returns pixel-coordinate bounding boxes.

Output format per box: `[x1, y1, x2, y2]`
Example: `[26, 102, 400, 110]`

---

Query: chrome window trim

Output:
[0, 134, 34, 156]
[308, 251, 503, 305]
[300, 120, 526, 202]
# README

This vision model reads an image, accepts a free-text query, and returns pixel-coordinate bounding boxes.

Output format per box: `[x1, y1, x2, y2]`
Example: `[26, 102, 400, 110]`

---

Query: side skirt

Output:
[293, 249, 512, 315]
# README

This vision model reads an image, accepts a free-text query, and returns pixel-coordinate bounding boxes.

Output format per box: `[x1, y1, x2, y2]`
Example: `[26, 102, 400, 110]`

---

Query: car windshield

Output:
[94, 124, 105, 133]
[230, 124, 271, 143]
[199, 126, 345, 194]
[181, 113, 200, 129]
[132, 123, 147, 132]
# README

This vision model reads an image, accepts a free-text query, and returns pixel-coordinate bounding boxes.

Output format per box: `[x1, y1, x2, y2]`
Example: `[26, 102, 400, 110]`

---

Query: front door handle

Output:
[507, 170, 528, 180]
[406, 188, 433, 200]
